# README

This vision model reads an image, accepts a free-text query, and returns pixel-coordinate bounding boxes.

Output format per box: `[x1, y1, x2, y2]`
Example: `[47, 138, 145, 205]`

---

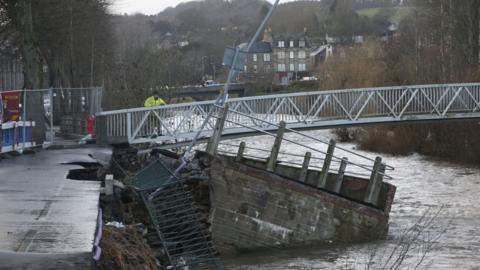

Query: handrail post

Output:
[266, 121, 286, 172]
[317, 139, 336, 188]
[235, 142, 246, 162]
[127, 112, 132, 144]
[333, 157, 348, 193]
[299, 151, 311, 183]
[206, 105, 229, 155]
[365, 157, 385, 205]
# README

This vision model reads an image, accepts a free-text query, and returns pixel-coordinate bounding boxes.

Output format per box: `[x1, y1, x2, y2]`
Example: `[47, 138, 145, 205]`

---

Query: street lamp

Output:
[210, 62, 216, 81]
[201, 56, 207, 79]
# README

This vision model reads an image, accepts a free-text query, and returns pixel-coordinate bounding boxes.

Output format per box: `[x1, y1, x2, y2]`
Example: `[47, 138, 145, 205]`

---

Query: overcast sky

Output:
[112, 0, 293, 15]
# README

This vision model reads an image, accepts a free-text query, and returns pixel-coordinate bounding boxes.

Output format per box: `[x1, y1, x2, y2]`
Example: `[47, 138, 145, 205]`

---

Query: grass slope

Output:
[357, 7, 413, 24]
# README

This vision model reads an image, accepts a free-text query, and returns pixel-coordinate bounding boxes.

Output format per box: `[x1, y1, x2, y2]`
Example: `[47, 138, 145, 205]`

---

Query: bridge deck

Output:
[0, 147, 110, 268]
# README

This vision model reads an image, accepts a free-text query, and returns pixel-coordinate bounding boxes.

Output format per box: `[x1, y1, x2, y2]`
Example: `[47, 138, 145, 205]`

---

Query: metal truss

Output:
[96, 83, 480, 145]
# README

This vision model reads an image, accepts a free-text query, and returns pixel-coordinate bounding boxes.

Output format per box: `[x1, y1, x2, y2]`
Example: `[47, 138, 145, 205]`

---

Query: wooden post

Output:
[235, 142, 246, 162]
[299, 152, 311, 182]
[266, 121, 286, 172]
[317, 139, 336, 188]
[206, 105, 229, 155]
[333, 157, 348, 193]
[364, 157, 385, 205]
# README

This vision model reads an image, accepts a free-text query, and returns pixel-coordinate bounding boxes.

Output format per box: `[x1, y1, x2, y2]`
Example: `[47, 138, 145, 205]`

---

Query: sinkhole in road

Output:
[62, 161, 103, 181]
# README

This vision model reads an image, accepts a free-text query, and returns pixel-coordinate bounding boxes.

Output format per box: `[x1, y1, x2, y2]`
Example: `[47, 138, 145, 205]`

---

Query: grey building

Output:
[242, 29, 313, 86]
[270, 31, 312, 85]
[240, 41, 274, 85]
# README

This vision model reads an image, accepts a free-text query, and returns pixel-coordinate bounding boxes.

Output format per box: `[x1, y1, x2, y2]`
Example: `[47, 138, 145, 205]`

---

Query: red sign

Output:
[1, 92, 21, 121]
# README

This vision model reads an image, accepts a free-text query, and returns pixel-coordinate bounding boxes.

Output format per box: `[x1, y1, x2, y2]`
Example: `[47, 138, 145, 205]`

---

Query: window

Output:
[278, 51, 285, 59]
[253, 65, 258, 73]
[278, 41, 285, 48]
[290, 51, 295, 59]
[277, 64, 286, 72]
[290, 63, 295, 71]
[264, 53, 271, 62]
[299, 63, 306, 71]
[253, 54, 257, 62]
[299, 40, 305, 48]
[290, 40, 294, 47]
[244, 65, 247, 72]
[298, 50, 306, 59]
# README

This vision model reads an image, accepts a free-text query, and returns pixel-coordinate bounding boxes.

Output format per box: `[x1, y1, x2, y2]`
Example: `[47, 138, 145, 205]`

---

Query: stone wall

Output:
[207, 154, 396, 254]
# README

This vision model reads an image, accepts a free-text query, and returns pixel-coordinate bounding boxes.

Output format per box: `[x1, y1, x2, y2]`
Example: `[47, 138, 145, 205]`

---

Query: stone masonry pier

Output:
[206, 153, 396, 254]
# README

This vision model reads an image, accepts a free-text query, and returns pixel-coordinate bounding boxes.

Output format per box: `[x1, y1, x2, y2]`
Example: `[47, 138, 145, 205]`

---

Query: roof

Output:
[238, 41, 272, 53]
[310, 45, 332, 56]
[272, 33, 310, 48]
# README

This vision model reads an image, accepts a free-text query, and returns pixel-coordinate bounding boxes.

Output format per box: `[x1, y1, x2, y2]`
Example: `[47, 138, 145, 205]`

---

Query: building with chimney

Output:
[242, 28, 314, 86]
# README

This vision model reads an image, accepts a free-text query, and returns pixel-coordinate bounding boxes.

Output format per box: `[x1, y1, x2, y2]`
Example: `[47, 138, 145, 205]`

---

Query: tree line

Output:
[318, 0, 480, 164]
[0, 0, 113, 89]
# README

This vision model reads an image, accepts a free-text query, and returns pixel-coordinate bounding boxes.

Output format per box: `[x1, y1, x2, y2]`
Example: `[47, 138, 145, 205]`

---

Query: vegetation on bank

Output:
[320, 0, 480, 164]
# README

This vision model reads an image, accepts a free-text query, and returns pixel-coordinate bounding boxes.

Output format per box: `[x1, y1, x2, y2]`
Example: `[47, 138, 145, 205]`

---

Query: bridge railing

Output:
[96, 83, 480, 145]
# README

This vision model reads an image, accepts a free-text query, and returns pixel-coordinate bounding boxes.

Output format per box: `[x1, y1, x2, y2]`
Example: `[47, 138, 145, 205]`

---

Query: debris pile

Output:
[95, 225, 160, 270]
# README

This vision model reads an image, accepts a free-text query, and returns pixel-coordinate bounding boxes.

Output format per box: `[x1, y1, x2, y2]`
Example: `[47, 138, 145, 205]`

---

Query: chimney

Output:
[304, 27, 308, 34]
[263, 27, 273, 43]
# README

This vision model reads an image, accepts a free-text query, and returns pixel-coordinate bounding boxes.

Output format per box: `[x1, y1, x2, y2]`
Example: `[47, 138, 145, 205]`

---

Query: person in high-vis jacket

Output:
[144, 91, 167, 107]
[144, 91, 166, 138]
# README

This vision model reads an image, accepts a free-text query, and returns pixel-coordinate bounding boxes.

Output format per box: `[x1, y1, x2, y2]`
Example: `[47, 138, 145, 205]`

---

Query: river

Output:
[217, 130, 480, 270]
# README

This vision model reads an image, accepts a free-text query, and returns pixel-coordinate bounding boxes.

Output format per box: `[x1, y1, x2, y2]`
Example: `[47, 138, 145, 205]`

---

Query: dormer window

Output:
[290, 40, 294, 47]
[299, 40, 306, 48]
[278, 41, 285, 48]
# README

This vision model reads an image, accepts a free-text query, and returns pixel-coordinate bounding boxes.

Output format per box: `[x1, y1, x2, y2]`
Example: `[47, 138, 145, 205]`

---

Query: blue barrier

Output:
[0, 121, 36, 154]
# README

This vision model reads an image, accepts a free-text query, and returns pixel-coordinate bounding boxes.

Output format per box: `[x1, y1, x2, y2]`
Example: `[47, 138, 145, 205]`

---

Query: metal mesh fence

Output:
[1, 87, 102, 149]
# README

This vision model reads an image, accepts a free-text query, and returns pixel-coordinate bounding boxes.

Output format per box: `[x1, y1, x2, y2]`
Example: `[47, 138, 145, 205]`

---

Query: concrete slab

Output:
[0, 147, 111, 268]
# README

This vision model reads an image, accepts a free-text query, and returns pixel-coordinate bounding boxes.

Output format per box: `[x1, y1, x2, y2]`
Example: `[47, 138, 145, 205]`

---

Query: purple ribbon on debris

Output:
[92, 208, 103, 261]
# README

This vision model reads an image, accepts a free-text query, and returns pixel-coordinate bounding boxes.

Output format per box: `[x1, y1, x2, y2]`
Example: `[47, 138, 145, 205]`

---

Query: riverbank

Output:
[335, 121, 480, 166]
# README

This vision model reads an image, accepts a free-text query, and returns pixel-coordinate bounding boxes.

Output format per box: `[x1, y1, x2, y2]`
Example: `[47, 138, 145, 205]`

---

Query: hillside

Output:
[268, 0, 330, 34]
[154, 0, 270, 34]
[273, 0, 394, 38]
[357, 6, 413, 24]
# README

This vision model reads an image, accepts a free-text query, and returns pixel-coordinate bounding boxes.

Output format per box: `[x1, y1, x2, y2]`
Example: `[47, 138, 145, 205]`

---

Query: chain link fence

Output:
[1, 87, 102, 150]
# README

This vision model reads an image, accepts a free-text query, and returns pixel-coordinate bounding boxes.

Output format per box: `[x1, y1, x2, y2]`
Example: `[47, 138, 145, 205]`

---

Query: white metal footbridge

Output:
[96, 83, 480, 145]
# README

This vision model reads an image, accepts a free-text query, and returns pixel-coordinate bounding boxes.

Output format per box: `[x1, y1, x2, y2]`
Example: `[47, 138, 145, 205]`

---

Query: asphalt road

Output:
[0, 147, 111, 269]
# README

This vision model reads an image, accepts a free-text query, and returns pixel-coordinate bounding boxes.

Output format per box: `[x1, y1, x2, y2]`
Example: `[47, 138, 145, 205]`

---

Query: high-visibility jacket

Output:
[144, 96, 167, 107]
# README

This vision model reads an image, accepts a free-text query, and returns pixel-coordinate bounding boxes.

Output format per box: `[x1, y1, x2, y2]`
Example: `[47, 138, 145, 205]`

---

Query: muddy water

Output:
[219, 130, 480, 270]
